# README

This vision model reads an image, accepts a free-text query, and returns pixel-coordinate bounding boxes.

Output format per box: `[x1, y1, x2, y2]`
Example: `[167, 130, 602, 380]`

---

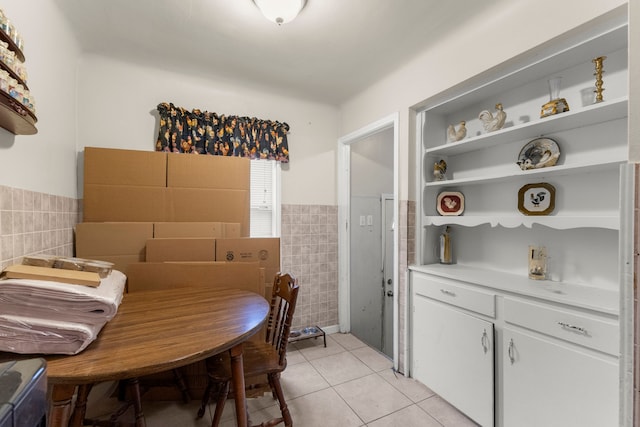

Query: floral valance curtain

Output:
[155, 102, 290, 162]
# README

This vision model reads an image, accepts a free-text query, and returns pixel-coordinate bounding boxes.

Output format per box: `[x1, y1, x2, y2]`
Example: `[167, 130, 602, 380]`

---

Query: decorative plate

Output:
[437, 191, 464, 216]
[518, 183, 555, 216]
[517, 137, 560, 170]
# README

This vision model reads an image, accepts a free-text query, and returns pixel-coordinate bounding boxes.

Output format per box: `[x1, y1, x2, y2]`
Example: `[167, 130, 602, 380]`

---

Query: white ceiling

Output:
[52, 0, 504, 105]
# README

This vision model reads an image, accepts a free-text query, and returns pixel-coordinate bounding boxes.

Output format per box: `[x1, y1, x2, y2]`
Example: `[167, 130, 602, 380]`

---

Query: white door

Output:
[350, 195, 383, 350]
[413, 295, 494, 427]
[503, 327, 619, 427]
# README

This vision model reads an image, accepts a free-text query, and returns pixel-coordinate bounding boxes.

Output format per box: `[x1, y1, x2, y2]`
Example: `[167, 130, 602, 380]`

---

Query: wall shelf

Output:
[425, 159, 625, 188]
[0, 86, 36, 135]
[0, 26, 25, 62]
[423, 215, 619, 230]
[425, 97, 627, 157]
[0, 15, 36, 135]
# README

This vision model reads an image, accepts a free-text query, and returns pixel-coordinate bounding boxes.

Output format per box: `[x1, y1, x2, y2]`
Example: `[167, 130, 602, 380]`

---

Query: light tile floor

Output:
[85, 333, 478, 426]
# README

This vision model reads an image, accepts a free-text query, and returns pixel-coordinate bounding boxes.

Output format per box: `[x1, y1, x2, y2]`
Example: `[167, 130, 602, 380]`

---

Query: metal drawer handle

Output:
[440, 289, 456, 297]
[558, 322, 588, 335]
[508, 339, 515, 364]
[481, 329, 490, 354]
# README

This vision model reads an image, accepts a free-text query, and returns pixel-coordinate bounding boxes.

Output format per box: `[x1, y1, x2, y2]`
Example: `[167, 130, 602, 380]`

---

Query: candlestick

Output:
[592, 56, 606, 103]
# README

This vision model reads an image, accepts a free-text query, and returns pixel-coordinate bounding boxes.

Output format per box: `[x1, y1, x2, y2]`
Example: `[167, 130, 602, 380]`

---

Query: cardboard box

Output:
[216, 238, 280, 295]
[145, 238, 216, 262]
[154, 222, 223, 238]
[84, 147, 167, 187]
[75, 222, 153, 257]
[166, 188, 249, 236]
[153, 222, 241, 238]
[1, 265, 101, 287]
[126, 261, 262, 294]
[167, 154, 250, 190]
[83, 185, 168, 222]
[81, 254, 142, 277]
[222, 222, 241, 238]
[215, 237, 280, 264]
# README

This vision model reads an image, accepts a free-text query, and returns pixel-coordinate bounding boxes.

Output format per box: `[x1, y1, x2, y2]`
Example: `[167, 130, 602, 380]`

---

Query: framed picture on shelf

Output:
[437, 191, 464, 216]
[518, 183, 556, 215]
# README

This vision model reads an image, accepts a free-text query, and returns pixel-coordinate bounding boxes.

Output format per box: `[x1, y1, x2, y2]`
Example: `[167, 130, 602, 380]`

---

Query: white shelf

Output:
[425, 159, 625, 188]
[424, 215, 619, 230]
[424, 97, 628, 156]
[409, 264, 619, 316]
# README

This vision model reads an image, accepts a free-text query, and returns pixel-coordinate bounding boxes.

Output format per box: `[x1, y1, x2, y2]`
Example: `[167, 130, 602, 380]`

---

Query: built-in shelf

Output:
[425, 159, 625, 188]
[413, 14, 628, 427]
[423, 215, 619, 230]
[425, 97, 628, 156]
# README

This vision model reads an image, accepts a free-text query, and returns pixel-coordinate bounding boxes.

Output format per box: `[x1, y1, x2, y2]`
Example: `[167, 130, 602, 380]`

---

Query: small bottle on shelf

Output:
[439, 226, 453, 264]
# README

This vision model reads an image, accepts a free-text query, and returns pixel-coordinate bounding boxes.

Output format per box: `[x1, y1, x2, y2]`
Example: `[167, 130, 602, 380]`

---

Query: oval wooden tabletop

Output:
[0, 287, 269, 384]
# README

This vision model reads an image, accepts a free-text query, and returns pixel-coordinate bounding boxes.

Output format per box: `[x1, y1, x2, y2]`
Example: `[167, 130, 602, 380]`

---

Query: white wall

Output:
[75, 55, 339, 205]
[339, 0, 628, 201]
[0, 0, 81, 198]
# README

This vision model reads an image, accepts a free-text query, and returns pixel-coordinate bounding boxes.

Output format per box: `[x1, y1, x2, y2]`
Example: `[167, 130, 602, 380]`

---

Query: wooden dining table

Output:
[0, 286, 270, 427]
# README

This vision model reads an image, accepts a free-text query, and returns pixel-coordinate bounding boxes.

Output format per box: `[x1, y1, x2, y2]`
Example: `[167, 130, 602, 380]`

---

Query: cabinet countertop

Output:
[410, 263, 619, 316]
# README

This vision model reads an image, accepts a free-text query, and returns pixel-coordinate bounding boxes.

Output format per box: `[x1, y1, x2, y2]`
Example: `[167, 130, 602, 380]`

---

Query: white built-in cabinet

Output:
[412, 275, 495, 426]
[410, 9, 631, 427]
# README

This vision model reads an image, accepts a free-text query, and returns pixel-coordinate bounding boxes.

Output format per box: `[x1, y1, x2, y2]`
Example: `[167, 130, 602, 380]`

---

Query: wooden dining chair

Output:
[197, 272, 299, 427]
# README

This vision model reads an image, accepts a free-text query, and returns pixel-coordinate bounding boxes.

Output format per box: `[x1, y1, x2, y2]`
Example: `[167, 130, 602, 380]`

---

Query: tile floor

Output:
[85, 333, 478, 426]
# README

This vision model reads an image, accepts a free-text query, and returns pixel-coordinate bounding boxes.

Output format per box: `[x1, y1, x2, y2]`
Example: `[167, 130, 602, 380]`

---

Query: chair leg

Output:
[172, 368, 191, 403]
[270, 373, 292, 427]
[211, 381, 230, 427]
[197, 378, 214, 419]
[128, 378, 146, 427]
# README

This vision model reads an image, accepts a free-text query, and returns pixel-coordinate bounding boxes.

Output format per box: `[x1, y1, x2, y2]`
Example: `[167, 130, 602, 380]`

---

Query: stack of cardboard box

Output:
[75, 147, 281, 400]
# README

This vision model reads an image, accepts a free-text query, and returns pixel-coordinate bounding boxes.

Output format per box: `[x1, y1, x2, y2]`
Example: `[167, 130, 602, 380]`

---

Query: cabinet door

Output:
[503, 327, 618, 427]
[413, 295, 494, 426]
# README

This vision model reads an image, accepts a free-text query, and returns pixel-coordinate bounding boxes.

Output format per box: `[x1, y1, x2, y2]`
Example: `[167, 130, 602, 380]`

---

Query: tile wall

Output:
[398, 200, 416, 373]
[280, 204, 339, 330]
[0, 185, 79, 269]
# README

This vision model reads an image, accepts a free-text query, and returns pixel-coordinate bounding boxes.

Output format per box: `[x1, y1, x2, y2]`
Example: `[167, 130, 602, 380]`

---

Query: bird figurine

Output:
[478, 103, 507, 133]
[433, 159, 447, 181]
[447, 121, 466, 143]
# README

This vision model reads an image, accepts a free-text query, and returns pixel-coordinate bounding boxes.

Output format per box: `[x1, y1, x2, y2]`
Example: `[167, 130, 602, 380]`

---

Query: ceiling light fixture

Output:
[253, 0, 307, 25]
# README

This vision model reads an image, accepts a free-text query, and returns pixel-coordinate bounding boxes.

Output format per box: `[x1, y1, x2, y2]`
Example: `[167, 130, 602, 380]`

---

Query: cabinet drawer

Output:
[504, 298, 618, 355]
[412, 273, 495, 317]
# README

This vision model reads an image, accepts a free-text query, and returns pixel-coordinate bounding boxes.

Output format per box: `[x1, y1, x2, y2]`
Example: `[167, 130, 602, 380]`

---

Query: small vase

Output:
[540, 76, 570, 118]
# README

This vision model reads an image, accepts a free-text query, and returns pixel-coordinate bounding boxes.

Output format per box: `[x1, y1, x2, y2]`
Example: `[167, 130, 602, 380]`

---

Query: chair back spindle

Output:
[265, 273, 299, 367]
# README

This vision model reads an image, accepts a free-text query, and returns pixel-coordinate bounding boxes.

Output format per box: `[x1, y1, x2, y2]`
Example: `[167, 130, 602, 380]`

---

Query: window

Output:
[250, 160, 281, 237]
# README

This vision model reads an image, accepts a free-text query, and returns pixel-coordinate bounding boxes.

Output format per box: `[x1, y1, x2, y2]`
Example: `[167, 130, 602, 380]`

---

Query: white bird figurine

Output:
[447, 121, 466, 143]
[478, 103, 507, 132]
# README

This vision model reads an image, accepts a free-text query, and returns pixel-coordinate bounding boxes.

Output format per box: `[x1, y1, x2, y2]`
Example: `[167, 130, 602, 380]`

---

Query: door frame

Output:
[337, 112, 399, 369]
[381, 192, 394, 358]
